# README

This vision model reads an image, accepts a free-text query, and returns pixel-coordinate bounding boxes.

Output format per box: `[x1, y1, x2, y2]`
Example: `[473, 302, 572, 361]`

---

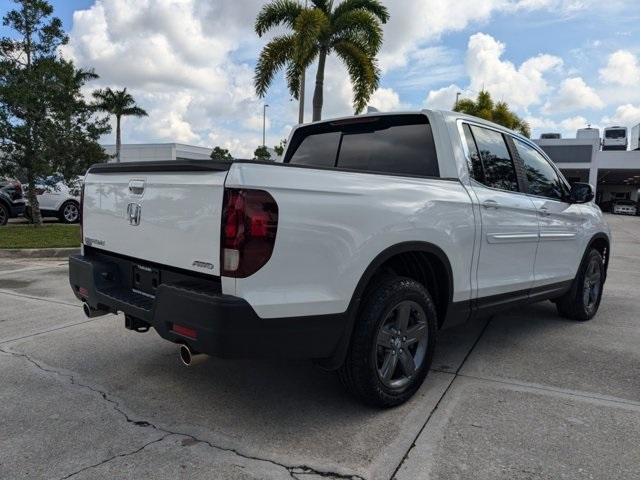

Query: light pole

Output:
[263, 104, 269, 147]
[455, 92, 461, 109]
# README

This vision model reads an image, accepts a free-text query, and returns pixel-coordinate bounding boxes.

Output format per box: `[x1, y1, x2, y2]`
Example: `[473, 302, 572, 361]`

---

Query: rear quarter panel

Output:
[225, 163, 476, 318]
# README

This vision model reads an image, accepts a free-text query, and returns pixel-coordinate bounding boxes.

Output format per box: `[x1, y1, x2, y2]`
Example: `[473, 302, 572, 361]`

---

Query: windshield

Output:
[606, 129, 626, 139]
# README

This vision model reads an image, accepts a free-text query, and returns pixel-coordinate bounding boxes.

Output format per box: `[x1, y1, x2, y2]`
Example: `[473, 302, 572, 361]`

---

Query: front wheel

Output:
[556, 249, 604, 321]
[338, 276, 437, 407]
[59, 201, 80, 224]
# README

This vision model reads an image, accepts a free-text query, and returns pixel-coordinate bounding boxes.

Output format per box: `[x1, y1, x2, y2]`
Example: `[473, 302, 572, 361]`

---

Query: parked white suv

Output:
[25, 177, 82, 223]
[69, 111, 611, 407]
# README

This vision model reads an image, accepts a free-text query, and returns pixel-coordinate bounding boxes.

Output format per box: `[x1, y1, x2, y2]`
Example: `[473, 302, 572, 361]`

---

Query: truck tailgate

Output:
[82, 162, 229, 275]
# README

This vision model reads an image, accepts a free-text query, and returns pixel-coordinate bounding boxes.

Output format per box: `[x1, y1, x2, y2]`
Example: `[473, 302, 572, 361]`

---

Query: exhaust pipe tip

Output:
[179, 344, 206, 367]
[83, 302, 109, 318]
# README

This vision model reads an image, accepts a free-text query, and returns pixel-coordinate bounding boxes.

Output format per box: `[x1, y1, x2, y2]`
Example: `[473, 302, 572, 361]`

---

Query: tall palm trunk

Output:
[115, 115, 121, 163]
[312, 49, 327, 122]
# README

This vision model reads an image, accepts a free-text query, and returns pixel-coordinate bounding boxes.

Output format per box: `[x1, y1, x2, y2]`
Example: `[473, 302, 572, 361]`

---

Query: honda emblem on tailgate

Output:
[127, 203, 142, 226]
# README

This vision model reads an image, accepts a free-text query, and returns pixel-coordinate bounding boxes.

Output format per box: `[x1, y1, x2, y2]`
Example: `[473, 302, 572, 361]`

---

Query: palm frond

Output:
[285, 44, 318, 98]
[293, 8, 330, 55]
[334, 40, 379, 114]
[332, 9, 383, 55]
[254, 34, 297, 97]
[332, 0, 389, 24]
[310, 0, 331, 14]
[255, 0, 303, 36]
[121, 106, 148, 117]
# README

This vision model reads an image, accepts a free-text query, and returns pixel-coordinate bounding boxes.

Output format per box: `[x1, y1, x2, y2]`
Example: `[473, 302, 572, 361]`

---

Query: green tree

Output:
[454, 90, 531, 137]
[254, 0, 389, 121]
[0, 0, 110, 225]
[274, 138, 287, 157]
[92, 87, 148, 162]
[210, 146, 233, 161]
[253, 145, 272, 161]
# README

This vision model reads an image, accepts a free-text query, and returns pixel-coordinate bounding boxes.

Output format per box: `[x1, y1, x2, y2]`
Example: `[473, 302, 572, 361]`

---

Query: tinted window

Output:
[469, 126, 519, 192]
[288, 131, 341, 167]
[337, 122, 439, 177]
[286, 115, 439, 177]
[515, 139, 566, 200]
[462, 124, 484, 182]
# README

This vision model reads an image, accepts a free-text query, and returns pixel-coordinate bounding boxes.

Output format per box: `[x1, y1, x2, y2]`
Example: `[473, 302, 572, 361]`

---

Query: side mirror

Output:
[569, 182, 594, 204]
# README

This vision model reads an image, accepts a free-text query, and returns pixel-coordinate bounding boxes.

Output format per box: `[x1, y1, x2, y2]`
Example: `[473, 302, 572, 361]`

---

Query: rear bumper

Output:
[68, 250, 346, 359]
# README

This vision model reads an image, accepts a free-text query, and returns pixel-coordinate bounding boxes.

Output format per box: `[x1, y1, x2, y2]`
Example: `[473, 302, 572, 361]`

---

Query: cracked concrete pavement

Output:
[1, 214, 639, 479]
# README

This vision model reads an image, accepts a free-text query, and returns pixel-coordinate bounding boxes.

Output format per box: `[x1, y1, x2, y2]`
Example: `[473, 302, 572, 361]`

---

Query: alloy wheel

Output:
[582, 257, 602, 313]
[64, 203, 79, 223]
[375, 300, 429, 390]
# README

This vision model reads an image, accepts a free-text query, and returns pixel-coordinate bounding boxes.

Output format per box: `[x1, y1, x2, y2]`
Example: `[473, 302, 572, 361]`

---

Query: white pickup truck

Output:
[69, 110, 610, 407]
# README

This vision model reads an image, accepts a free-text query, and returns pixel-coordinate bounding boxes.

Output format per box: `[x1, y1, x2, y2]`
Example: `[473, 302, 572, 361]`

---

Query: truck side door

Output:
[461, 123, 540, 300]
[513, 139, 583, 288]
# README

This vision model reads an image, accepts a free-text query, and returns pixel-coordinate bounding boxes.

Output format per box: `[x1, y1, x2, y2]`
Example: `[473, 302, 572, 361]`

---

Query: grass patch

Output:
[0, 224, 80, 249]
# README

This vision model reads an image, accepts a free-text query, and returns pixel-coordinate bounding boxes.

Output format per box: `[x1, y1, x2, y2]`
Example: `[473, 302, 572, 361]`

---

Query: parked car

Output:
[24, 176, 82, 223]
[612, 200, 637, 216]
[69, 110, 611, 407]
[0, 178, 26, 226]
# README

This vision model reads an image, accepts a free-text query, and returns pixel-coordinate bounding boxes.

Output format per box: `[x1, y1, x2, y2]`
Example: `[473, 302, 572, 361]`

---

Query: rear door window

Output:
[286, 115, 439, 177]
[468, 125, 519, 192]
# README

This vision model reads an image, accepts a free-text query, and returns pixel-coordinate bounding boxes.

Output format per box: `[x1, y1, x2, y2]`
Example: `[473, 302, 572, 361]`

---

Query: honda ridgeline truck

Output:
[69, 111, 611, 407]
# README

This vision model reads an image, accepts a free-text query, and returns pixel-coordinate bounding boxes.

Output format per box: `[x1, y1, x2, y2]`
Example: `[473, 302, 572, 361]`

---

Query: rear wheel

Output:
[0, 203, 8, 226]
[59, 201, 80, 224]
[556, 249, 604, 321]
[338, 276, 437, 407]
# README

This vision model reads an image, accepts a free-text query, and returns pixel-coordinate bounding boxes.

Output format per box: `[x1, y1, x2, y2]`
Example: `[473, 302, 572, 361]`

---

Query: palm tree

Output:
[92, 88, 148, 162]
[254, 0, 389, 122]
[454, 90, 531, 137]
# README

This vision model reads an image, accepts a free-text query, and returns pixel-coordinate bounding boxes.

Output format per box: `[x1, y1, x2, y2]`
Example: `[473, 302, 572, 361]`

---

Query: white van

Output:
[603, 126, 628, 151]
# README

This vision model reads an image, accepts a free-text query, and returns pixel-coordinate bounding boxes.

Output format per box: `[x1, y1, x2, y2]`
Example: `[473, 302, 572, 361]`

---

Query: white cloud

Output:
[424, 84, 463, 110]
[526, 115, 597, 138]
[543, 77, 604, 114]
[368, 88, 402, 112]
[602, 104, 640, 127]
[599, 50, 640, 86]
[62, 0, 268, 157]
[466, 33, 562, 109]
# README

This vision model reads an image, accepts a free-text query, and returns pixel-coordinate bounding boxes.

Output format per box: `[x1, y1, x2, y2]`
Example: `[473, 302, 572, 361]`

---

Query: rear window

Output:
[287, 132, 341, 167]
[285, 115, 439, 177]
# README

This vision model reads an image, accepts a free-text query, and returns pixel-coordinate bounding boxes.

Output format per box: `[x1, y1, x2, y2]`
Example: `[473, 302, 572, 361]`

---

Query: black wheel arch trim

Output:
[318, 241, 456, 370]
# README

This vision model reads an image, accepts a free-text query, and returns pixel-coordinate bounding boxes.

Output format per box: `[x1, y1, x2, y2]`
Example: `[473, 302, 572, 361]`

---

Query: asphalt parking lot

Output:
[1, 214, 639, 480]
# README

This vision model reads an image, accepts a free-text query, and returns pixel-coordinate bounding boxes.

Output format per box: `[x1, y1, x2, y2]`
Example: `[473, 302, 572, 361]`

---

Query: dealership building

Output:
[535, 136, 640, 205]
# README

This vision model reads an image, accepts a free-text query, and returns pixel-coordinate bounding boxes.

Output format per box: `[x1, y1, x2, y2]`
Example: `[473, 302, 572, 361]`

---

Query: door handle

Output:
[538, 206, 551, 216]
[482, 200, 499, 209]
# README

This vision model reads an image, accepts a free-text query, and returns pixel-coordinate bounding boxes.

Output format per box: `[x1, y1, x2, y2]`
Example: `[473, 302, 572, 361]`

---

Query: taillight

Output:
[221, 188, 278, 278]
[79, 182, 85, 244]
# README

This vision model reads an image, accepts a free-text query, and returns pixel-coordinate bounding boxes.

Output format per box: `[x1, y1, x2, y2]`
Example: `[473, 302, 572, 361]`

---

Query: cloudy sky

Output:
[2, 0, 640, 157]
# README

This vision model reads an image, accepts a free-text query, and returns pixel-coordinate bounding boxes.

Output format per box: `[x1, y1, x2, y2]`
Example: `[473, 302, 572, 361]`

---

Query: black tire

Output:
[58, 200, 80, 224]
[0, 203, 8, 226]
[338, 276, 437, 408]
[556, 249, 604, 321]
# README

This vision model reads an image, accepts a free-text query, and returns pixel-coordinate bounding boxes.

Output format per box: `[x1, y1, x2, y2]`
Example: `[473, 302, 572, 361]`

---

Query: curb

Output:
[0, 248, 80, 259]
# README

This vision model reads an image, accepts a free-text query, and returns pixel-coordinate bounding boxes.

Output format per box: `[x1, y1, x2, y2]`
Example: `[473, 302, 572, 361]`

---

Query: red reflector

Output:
[172, 324, 197, 339]
[78, 287, 89, 297]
